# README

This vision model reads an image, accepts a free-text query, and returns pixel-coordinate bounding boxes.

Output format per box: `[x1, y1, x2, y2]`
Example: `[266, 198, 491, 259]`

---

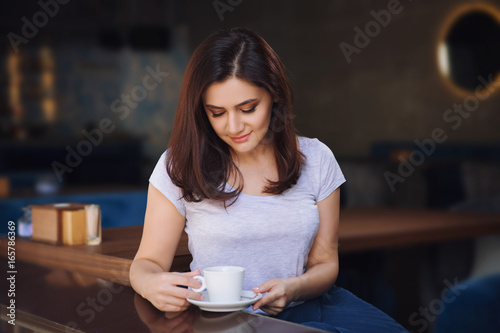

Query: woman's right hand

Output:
[141, 269, 205, 312]
[130, 183, 202, 312]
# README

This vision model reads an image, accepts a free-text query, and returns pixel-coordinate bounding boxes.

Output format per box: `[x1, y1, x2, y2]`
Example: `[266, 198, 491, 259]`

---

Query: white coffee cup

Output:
[192, 266, 245, 302]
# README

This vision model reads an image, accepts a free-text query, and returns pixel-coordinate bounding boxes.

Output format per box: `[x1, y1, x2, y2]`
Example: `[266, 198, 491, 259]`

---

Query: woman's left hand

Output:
[251, 278, 298, 315]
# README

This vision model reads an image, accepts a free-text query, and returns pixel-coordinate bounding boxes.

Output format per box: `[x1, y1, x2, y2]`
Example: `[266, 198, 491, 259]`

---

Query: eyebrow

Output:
[205, 98, 258, 110]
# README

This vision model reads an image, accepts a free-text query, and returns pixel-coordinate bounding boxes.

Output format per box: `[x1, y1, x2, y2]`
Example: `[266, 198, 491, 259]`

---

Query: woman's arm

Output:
[293, 186, 340, 299]
[252, 188, 340, 314]
[129, 183, 204, 312]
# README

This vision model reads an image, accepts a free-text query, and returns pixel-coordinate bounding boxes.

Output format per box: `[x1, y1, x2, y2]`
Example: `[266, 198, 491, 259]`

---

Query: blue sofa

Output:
[435, 273, 500, 333]
[1, 191, 147, 236]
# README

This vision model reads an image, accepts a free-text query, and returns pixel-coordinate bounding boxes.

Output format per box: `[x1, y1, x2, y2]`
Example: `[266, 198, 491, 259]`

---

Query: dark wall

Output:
[1, 0, 499, 187]
[181, 0, 500, 157]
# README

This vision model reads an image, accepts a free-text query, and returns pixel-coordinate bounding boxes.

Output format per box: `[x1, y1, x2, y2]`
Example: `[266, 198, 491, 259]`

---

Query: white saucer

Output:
[187, 290, 262, 312]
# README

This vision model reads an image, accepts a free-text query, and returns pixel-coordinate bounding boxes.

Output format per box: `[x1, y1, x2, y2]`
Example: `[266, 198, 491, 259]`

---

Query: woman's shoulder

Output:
[296, 136, 345, 198]
[159, 149, 169, 162]
[298, 136, 335, 158]
[149, 148, 186, 216]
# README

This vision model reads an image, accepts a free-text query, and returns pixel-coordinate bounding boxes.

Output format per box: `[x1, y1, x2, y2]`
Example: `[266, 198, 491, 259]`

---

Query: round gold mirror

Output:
[437, 4, 500, 94]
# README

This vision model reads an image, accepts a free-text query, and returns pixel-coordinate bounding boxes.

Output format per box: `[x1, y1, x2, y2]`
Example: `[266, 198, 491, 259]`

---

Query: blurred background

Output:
[0, 0, 499, 331]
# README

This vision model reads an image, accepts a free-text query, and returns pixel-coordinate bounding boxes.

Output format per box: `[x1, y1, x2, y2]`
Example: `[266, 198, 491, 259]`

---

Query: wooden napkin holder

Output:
[30, 203, 90, 245]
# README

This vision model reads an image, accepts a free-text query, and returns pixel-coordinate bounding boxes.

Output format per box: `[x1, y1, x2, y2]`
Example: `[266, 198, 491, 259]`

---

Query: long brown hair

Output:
[167, 27, 304, 203]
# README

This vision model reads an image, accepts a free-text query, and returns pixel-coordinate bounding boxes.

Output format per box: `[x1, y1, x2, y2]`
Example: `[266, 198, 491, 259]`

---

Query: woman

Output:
[130, 27, 407, 332]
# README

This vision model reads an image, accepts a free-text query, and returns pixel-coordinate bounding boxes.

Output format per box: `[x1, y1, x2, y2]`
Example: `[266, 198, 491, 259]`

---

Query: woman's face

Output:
[203, 78, 274, 158]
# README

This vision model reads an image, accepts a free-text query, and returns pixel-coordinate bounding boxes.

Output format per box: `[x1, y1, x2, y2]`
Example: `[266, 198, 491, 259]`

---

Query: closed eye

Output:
[242, 106, 256, 114]
[210, 111, 225, 118]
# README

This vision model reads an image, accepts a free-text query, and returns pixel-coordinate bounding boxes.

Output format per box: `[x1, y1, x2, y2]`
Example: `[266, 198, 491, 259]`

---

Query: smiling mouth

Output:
[230, 132, 252, 143]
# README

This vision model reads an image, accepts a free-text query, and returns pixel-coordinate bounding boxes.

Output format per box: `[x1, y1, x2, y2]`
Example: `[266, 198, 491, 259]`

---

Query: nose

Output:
[227, 111, 244, 135]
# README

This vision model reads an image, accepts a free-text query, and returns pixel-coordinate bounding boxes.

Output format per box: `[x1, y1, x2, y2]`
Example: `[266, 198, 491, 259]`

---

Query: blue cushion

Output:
[1, 191, 147, 236]
[435, 273, 500, 333]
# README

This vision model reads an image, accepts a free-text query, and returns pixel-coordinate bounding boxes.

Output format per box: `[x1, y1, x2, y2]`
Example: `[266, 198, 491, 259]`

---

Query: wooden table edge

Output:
[2, 208, 500, 285]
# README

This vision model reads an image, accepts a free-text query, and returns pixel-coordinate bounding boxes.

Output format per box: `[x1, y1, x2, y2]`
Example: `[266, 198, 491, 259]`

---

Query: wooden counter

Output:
[337, 208, 500, 251]
[0, 226, 191, 286]
[2, 208, 500, 286]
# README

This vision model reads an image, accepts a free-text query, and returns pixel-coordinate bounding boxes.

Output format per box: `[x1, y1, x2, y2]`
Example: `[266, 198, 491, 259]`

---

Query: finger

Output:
[260, 302, 286, 313]
[252, 289, 280, 310]
[252, 279, 276, 294]
[260, 305, 283, 316]
[188, 269, 201, 276]
[165, 273, 203, 290]
[172, 269, 201, 278]
[252, 294, 269, 310]
[155, 293, 192, 310]
[165, 285, 204, 301]
[252, 284, 271, 310]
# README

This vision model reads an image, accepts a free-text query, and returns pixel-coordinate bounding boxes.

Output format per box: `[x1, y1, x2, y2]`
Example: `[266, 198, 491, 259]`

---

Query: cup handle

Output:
[192, 275, 206, 293]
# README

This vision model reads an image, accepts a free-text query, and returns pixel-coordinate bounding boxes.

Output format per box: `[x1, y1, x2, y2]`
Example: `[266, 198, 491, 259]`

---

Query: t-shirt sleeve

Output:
[149, 150, 186, 217]
[316, 141, 346, 202]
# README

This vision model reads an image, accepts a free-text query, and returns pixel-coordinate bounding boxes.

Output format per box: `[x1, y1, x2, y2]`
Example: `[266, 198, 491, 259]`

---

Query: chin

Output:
[228, 141, 256, 153]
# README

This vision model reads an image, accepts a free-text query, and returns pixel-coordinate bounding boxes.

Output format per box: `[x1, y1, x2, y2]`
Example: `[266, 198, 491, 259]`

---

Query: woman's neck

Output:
[230, 140, 274, 168]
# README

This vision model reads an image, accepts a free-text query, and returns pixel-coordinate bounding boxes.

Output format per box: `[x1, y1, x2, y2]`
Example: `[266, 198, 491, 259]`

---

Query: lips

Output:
[230, 132, 251, 143]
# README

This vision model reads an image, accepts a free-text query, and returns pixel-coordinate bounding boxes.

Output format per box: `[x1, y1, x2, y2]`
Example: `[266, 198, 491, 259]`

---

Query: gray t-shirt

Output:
[150, 136, 345, 306]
